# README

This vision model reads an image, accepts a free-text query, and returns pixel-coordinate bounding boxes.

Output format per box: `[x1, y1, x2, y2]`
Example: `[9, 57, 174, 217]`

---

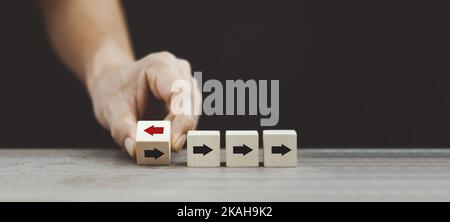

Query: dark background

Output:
[1, 0, 450, 148]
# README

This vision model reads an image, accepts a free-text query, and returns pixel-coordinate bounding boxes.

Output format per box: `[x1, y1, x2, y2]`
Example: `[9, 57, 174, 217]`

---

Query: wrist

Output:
[85, 40, 135, 94]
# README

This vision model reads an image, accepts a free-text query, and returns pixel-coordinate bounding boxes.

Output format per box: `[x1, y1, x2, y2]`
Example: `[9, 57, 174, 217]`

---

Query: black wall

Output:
[1, 0, 450, 148]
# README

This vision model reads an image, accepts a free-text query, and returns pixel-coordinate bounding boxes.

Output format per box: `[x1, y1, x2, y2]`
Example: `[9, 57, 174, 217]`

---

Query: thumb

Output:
[110, 113, 137, 159]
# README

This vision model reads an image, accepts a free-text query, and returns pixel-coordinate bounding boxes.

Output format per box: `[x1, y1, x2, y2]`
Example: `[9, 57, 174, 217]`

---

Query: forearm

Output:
[39, 0, 134, 89]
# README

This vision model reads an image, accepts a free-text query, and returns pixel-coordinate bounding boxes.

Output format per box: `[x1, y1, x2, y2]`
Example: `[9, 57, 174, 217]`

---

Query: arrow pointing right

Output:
[144, 148, 164, 159]
[233, 144, 253, 156]
[271, 144, 291, 156]
[193, 144, 213, 156]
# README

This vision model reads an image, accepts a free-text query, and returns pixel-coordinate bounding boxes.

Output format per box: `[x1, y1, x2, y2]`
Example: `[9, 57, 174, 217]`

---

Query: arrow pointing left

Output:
[144, 148, 164, 159]
[144, 125, 164, 136]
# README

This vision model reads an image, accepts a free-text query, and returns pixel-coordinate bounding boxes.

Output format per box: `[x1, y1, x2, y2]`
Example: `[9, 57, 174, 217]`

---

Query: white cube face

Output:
[187, 131, 221, 167]
[263, 130, 297, 167]
[225, 131, 259, 167]
[135, 121, 171, 165]
[136, 121, 171, 142]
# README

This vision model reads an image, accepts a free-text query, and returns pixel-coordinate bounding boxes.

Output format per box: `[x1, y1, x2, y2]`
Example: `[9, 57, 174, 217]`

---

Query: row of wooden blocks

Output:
[136, 121, 298, 167]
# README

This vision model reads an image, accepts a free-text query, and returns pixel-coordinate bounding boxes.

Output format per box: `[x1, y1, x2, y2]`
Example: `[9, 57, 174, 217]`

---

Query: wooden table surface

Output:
[1, 148, 450, 201]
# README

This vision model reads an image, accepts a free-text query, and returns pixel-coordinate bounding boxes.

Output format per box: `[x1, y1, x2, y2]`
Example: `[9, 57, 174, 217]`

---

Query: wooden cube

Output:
[136, 120, 171, 165]
[263, 130, 297, 167]
[225, 131, 259, 167]
[187, 130, 220, 167]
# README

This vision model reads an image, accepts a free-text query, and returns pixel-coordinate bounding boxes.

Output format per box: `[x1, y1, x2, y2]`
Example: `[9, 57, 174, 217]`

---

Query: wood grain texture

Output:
[1, 148, 450, 201]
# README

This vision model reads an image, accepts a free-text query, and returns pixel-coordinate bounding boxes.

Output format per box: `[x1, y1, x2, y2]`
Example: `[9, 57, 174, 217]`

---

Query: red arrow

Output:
[144, 125, 164, 136]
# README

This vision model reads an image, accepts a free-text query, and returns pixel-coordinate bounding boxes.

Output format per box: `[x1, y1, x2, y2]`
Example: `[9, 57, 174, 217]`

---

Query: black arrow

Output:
[193, 144, 213, 156]
[272, 144, 291, 156]
[144, 148, 164, 159]
[233, 144, 253, 156]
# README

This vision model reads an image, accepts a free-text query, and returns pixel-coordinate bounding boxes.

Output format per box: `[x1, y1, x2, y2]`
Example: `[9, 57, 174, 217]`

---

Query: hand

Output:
[87, 51, 200, 159]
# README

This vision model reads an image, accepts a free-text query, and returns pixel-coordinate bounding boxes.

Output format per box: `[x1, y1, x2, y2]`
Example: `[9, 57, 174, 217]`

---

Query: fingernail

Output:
[173, 135, 186, 153]
[124, 137, 135, 157]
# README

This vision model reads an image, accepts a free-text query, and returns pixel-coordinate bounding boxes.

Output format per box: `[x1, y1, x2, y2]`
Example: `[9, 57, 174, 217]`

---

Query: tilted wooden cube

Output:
[187, 130, 220, 167]
[263, 130, 297, 167]
[136, 120, 171, 165]
[225, 130, 259, 167]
